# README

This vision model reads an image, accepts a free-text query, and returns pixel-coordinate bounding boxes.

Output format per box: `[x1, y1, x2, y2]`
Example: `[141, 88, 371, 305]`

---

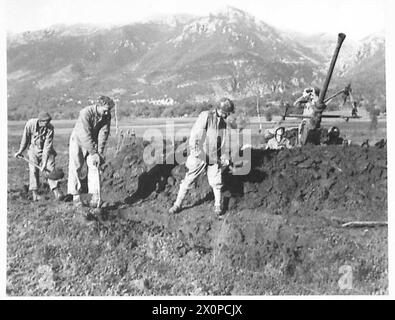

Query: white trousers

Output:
[67, 134, 100, 196]
[174, 155, 222, 207]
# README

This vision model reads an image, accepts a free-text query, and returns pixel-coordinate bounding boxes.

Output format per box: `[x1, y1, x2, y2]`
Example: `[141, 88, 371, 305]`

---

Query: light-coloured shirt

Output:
[71, 105, 111, 155]
[18, 118, 55, 164]
[265, 137, 293, 150]
[189, 109, 227, 162]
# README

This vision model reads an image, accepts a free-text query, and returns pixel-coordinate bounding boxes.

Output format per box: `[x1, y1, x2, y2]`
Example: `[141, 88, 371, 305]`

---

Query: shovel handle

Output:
[97, 169, 101, 209]
[19, 155, 50, 173]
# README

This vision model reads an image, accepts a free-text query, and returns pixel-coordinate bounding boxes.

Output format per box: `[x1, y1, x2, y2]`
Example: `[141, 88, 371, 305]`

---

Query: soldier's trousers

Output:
[28, 149, 58, 191]
[174, 155, 222, 207]
[67, 134, 100, 196]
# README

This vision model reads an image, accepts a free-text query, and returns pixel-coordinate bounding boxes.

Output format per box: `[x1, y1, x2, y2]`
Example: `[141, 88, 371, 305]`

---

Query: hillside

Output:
[7, 7, 386, 120]
[340, 33, 385, 109]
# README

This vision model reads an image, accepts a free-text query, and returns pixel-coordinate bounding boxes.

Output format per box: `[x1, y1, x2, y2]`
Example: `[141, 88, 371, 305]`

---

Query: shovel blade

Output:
[47, 168, 65, 180]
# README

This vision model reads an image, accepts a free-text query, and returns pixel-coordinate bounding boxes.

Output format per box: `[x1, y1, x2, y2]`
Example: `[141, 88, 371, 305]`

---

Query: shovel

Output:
[89, 165, 103, 216]
[91, 160, 102, 211]
[96, 167, 101, 209]
[19, 155, 65, 180]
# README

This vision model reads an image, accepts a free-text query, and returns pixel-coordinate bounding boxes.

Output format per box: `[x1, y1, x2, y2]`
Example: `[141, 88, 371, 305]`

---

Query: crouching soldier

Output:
[324, 126, 348, 145]
[169, 98, 235, 216]
[265, 126, 293, 150]
[14, 111, 63, 201]
[67, 96, 114, 207]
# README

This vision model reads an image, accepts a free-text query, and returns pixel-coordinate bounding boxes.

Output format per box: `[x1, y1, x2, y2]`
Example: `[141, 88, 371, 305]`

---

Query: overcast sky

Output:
[5, 0, 387, 40]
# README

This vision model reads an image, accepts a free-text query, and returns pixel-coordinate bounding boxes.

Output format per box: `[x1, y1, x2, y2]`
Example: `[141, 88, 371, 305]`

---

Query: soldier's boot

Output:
[73, 194, 85, 208]
[169, 185, 187, 215]
[32, 190, 41, 201]
[53, 188, 64, 201]
[89, 194, 102, 208]
[169, 204, 182, 215]
[214, 205, 222, 214]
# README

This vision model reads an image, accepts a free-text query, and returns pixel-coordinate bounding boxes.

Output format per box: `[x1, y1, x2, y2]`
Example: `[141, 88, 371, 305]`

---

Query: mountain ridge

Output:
[7, 7, 386, 119]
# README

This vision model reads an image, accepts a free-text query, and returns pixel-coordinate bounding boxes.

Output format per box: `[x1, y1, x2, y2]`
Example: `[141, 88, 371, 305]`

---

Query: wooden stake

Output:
[341, 221, 387, 228]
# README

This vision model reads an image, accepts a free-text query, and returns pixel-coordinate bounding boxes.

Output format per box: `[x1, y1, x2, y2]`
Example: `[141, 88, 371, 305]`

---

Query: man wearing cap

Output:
[169, 98, 235, 216]
[14, 111, 63, 201]
[265, 126, 293, 150]
[324, 126, 346, 145]
[67, 96, 114, 207]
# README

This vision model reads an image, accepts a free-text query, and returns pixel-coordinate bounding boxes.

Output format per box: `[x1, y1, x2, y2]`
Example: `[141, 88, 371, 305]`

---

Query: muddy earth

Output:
[7, 135, 388, 295]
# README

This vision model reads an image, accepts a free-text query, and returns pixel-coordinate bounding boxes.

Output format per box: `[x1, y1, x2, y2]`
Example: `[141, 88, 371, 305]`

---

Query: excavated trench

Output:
[99, 137, 387, 273]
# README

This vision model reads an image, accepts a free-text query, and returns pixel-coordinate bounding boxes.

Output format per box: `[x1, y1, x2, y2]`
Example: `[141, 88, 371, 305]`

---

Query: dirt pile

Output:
[212, 144, 387, 274]
[226, 145, 387, 218]
[101, 137, 212, 206]
[101, 138, 153, 203]
[100, 138, 387, 274]
[102, 139, 387, 219]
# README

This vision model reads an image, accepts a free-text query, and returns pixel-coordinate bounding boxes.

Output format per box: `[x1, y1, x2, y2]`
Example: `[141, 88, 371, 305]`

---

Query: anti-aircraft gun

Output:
[282, 33, 361, 145]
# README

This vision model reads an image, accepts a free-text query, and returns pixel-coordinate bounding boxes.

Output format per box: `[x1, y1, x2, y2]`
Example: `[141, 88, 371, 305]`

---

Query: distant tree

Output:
[245, 77, 266, 129]
[161, 108, 174, 118]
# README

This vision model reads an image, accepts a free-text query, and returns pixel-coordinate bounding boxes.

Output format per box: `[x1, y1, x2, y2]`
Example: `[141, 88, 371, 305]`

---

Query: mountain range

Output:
[7, 6, 385, 119]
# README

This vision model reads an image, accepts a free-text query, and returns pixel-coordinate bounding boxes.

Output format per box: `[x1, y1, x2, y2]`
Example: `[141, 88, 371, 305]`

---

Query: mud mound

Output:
[212, 145, 387, 273]
[103, 139, 386, 219]
[102, 138, 212, 206]
[100, 139, 388, 278]
[102, 138, 164, 203]
[227, 145, 387, 218]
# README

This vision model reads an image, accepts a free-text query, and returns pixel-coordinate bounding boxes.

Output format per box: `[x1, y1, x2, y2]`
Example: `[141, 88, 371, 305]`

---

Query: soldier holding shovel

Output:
[14, 111, 64, 201]
[67, 95, 114, 208]
[169, 98, 235, 216]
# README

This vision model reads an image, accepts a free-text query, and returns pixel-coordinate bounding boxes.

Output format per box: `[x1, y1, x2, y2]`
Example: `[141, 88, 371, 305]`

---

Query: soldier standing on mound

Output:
[168, 98, 235, 216]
